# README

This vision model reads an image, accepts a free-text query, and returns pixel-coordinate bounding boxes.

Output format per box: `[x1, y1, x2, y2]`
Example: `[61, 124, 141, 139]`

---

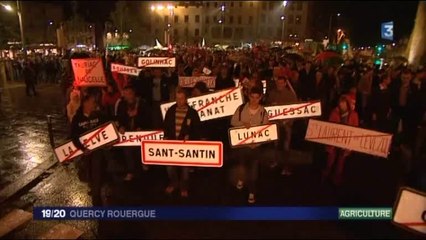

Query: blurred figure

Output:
[322, 95, 359, 186]
[266, 76, 298, 176]
[23, 62, 37, 96]
[117, 85, 152, 180]
[369, 73, 392, 132]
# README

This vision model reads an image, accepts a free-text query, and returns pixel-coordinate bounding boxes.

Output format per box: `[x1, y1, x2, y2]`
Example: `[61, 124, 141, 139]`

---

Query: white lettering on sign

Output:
[111, 63, 141, 76]
[266, 101, 322, 120]
[141, 140, 223, 167]
[71, 58, 106, 87]
[137, 57, 176, 68]
[393, 187, 426, 234]
[178, 76, 216, 88]
[161, 87, 243, 122]
[305, 119, 393, 158]
[229, 123, 279, 147]
[114, 131, 164, 147]
[54, 122, 119, 162]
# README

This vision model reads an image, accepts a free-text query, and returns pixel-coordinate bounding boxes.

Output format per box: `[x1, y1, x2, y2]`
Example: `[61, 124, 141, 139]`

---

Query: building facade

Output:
[21, 2, 64, 44]
[148, 1, 313, 45]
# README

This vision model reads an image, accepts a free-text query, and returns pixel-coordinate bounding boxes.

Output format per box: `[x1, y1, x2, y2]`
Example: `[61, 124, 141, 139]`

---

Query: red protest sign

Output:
[71, 58, 106, 87]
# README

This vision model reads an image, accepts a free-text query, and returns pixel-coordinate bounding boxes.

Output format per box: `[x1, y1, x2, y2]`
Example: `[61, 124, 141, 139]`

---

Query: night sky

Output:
[54, 1, 419, 46]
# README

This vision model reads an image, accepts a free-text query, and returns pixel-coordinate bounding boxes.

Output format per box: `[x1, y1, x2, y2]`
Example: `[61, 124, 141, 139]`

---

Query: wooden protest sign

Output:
[266, 101, 322, 121]
[71, 58, 106, 87]
[114, 131, 164, 147]
[111, 63, 141, 76]
[179, 76, 216, 88]
[138, 57, 176, 68]
[392, 187, 426, 235]
[229, 123, 279, 147]
[161, 87, 244, 122]
[141, 140, 223, 167]
[305, 119, 392, 158]
[54, 122, 119, 162]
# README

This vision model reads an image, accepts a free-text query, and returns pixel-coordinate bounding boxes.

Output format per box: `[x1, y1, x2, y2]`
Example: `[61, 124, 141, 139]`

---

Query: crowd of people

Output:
[53, 46, 426, 205]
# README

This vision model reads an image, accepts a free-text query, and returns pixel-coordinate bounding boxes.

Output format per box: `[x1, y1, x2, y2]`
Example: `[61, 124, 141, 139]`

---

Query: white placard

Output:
[229, 124, 279, 147]
[71, 58, 106, 87]
[137, 57, 176, 68]
[393, 187, 426, 235]
[161, 87, 243, 121]
[111, 63, 141, 76]
[141, 140, 223, 167]
[54, 122, 119, 162]
[305, 119, 393, 158]
[114, 131, 164, 147]
[266, 101, 322, 120]
[179, 76, 216, 88]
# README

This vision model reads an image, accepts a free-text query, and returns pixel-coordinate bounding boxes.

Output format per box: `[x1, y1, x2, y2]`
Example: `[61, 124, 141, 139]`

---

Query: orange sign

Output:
[71, 58, 106, 87]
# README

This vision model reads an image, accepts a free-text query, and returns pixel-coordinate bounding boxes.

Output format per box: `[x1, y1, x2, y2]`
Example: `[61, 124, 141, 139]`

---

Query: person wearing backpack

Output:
[230, 86, 269, 204]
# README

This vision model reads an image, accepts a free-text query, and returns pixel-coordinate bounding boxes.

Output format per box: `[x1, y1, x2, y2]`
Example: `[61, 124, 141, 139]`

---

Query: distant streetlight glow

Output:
[167, 23, 171, 28]
[1, 3, 13, 11]
[283, 1, 288, 7]
[89, 25, 92, 29]
[129, 29, 133, 33]
[221, 5, 225, 11]
[280, 15, 285, 20]
[337, 13, 341, 17]
[218, 19, 222, 24]
[150, 5, 155, 11]
[49, 21, 53, 25]
[156, 5, 164, 11]
[167, 5, 173, 10]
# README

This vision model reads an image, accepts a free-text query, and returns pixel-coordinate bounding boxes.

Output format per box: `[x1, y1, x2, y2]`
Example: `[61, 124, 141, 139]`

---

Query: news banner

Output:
[33, 207, 393, 220]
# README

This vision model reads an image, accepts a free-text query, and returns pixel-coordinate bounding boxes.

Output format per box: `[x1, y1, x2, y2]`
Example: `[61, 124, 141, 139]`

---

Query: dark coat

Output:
[116, 98, 152, 131]
[70, 109, 109, 150]
[163, 104, 201, 140]
[141, 76, 170, 104]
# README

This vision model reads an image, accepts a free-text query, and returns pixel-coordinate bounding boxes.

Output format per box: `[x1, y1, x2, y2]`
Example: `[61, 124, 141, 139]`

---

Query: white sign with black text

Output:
[305, 119, 393, 158]
[141, 140, 223, 167]
[392, 187, 426, 235]
[111, 63, 141, 76]
[54, 122, 119, 162]
[137, 57, 176, 68]
[179, 76, 216, 88]
[114, 131, 164, 147]
[229, 124, 279, 147]
[161, 87, 243, 121]
[265, 101, 322, 121]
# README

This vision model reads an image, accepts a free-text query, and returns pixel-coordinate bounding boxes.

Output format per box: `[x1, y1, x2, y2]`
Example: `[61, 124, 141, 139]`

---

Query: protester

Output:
[322, 95, 359, 186]
[369, 73, 392, 132]
[163, 88, 201, 198]
[117, 85, 152, 180]
[70, 94, 110, 205]
[230, 86, 269, 203]
[266, 76, 298, 175]
[23, 62, 37, 96]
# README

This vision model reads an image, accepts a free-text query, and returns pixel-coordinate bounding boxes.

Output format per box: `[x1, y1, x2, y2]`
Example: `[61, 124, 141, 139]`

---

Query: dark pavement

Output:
[0, 83, 422, 239]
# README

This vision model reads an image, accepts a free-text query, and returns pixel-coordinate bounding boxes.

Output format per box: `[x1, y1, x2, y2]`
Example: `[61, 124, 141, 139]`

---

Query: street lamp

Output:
[1, 3, 12, 11]
[280, 16, 285, 42]
[1, 1, 26, 59]
[328, 13, 341, 44]
[283, 1, 288, 7]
